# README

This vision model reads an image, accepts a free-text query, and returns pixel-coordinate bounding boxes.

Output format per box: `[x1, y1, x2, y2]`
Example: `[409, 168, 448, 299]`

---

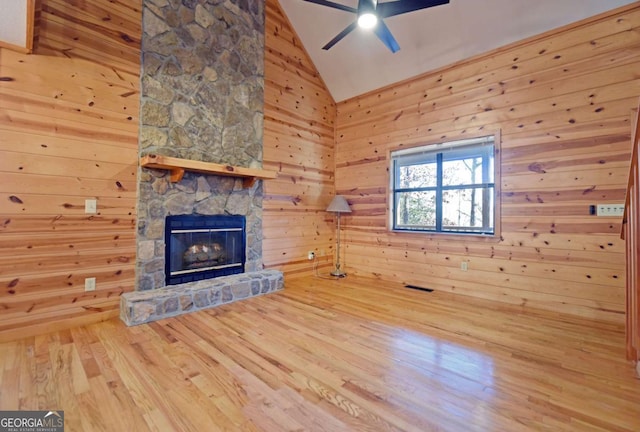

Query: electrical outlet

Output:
[84, 277, 96, 291]
[596, 203, 624, 217]
[460, 261, 468, 271]
[85, 199, 97, 214]
[308, 251, 315, 260]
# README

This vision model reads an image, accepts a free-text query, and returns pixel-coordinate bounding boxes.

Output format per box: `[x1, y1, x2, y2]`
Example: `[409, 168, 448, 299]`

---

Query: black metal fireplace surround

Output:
[165, 215, 246, 285]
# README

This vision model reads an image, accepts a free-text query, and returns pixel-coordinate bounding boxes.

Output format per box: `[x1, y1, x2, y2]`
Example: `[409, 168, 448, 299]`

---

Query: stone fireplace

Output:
[120, 0, 283, 326]
[136, 0, 266, 291]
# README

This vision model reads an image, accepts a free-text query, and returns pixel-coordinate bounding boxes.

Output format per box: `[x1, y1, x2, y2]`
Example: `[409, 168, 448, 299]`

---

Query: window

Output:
[390, 135, 498, 235]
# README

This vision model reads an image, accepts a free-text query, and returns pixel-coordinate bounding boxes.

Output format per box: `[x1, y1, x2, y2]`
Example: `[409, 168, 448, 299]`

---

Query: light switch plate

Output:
[596, 204, 624, 217]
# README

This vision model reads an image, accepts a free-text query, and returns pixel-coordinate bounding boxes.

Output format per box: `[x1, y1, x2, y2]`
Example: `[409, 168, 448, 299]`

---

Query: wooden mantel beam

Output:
[139, 154, 278, 188]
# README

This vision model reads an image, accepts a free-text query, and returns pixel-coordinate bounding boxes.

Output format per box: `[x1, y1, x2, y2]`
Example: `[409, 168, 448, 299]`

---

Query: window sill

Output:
[389, 229, 502, 243]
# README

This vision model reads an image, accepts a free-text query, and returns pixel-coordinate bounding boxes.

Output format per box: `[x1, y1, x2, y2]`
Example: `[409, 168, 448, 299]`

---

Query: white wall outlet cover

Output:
[84, 277, 96, 291]
[85, 199, 97, 214]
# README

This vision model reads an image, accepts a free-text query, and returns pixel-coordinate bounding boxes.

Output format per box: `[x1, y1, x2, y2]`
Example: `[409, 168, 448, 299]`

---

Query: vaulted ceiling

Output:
[278, 0, 637, 102]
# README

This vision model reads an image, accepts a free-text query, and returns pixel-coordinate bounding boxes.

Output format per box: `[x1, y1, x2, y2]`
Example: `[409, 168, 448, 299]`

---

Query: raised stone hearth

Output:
[121, 270, 283, 326]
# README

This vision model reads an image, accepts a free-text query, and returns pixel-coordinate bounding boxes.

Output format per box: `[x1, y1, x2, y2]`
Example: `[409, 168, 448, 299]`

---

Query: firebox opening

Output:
[165, 215, 246, 286]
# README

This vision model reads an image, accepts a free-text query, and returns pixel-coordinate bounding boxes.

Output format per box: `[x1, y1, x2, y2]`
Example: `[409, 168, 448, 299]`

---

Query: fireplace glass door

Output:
[165, 215, 246, 285]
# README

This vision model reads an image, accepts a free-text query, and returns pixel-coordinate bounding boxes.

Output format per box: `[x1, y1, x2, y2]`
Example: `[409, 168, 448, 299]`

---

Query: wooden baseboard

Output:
[0, 310, 119, 343]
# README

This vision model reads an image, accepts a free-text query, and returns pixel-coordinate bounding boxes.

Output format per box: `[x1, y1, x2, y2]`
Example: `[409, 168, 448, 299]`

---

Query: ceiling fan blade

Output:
[322, 21, 358, 50]
[374, 19, 400, 53]
[301, 0, 357, 14]
[377, 0, 449, 18]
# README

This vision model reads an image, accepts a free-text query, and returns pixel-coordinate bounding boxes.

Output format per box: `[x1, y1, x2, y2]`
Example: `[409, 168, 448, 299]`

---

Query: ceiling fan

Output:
[301, 0, 450, 53]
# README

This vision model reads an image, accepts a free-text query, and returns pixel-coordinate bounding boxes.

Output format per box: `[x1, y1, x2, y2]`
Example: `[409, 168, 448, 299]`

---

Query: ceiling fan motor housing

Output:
[358, 0, 378, 17]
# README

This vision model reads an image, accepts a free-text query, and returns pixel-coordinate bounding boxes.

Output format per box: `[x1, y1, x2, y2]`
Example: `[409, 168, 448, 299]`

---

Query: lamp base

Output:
[330, 269, 347, 278]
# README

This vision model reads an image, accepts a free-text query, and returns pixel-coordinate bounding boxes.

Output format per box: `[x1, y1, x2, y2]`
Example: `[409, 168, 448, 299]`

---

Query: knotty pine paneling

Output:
[263, 0, 337, 277]
[335, 4, 640, 322]
[0, 0, 141, 341]
[38, 0, 141, 75]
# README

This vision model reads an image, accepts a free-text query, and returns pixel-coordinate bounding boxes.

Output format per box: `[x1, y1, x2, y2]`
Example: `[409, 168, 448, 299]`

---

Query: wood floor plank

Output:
[0, 275, 639, 431]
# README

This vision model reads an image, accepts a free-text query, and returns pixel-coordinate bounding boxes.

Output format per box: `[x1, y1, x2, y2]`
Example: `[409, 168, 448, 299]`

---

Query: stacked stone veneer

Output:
[136, 0, 266, 292]
[121, 270, 283, 325]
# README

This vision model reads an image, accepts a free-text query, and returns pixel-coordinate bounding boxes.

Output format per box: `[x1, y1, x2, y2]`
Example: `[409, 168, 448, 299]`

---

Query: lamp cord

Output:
[312, 255, 342, 280]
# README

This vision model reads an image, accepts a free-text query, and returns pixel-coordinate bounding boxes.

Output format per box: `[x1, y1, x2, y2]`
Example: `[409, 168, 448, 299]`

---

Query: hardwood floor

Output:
[1, 275, 639, 431]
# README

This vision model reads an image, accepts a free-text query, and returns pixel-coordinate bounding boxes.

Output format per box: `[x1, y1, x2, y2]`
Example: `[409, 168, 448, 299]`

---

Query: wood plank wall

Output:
[0, 0, 141, 341]
[2, 0, 632, 338]
[334, 4, 640, 322]
[263, 0, 337, 277]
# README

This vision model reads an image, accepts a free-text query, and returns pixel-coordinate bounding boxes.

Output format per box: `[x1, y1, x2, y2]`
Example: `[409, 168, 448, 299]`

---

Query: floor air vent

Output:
[404, 284, 434, 293]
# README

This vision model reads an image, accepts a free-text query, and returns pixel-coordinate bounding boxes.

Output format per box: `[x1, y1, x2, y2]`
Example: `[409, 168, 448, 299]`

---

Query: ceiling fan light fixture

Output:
[357, 12, 377, 29]
[305, 0, 449, 52]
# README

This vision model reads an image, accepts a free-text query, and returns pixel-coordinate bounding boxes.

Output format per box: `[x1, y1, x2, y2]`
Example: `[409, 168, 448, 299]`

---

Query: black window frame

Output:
[390, 135, 499, 236]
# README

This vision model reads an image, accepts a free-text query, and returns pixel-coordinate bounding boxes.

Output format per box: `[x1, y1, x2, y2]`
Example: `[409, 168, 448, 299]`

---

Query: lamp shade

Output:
[326, 195, 352, 213]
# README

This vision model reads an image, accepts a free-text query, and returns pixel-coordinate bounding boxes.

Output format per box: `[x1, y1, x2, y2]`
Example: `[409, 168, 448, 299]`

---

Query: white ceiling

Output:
[278, 0, 637, 102]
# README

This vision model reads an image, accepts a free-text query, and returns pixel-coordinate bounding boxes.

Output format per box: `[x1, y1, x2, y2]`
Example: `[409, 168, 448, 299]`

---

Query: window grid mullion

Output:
[394, 183, 495, 194]
[482, 151, 491, 229]
[435, 152, 443, 232]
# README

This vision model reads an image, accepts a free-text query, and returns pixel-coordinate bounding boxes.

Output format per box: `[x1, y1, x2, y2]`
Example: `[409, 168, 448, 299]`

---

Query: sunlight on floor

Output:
[389, 328, 495, 427]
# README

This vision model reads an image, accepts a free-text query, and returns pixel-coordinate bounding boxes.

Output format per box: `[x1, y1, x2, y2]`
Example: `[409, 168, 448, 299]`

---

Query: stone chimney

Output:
[136, 0, 265, 291]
